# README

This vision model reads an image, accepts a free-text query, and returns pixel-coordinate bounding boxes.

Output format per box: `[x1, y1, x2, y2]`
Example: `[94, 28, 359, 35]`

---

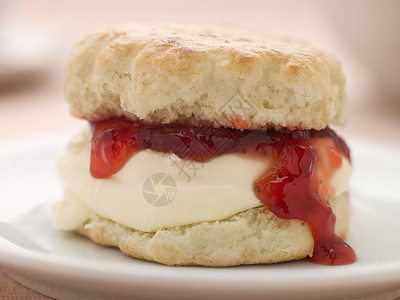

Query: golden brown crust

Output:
[66, 22, 346, 130]
[77, 193, 349, 266]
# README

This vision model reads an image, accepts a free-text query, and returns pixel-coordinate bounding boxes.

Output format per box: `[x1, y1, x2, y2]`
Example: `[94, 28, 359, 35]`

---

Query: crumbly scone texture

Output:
[77, 193, 349, 266]
[66, 22, 346, 130]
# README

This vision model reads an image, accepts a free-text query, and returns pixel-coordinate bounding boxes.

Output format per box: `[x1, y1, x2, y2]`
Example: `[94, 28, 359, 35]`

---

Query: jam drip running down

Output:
[90, 118, 356, 265]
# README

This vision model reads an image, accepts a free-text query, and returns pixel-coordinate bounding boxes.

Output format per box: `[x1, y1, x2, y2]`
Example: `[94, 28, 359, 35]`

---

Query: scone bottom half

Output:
[54, 22, 356, 267]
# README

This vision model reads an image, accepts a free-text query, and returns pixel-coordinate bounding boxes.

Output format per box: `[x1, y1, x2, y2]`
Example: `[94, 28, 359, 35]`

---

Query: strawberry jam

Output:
[90, 118, 356, 265]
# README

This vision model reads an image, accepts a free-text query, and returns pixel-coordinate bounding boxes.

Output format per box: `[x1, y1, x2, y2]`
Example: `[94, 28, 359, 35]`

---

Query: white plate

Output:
[0, 132, 399, 300]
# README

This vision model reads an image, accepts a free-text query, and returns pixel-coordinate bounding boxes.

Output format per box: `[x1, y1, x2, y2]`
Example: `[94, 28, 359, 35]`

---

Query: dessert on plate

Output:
[53, 22, 356, 266]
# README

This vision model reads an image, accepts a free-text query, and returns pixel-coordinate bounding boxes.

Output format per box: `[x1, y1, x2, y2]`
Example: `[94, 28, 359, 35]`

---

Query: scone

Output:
[53, 22, 356, 266]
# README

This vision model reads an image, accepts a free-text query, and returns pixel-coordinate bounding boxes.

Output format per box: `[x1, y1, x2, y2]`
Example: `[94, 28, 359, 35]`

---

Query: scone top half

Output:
[66, 22, 346, 130]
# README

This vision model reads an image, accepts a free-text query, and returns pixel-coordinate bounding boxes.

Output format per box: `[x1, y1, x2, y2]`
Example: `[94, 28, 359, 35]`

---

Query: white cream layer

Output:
[53, 128, 351, 232]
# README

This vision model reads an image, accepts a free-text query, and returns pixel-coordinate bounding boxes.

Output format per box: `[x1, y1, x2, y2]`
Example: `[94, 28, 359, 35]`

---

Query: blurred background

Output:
[0, 0, 399, 144]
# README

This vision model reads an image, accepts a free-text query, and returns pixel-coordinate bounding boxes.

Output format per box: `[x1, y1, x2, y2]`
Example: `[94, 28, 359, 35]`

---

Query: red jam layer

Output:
[90, 118, 356, 265]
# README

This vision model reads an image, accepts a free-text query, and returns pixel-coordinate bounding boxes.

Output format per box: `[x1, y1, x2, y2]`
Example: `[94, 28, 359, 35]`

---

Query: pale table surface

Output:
[0, 271, 52, 299]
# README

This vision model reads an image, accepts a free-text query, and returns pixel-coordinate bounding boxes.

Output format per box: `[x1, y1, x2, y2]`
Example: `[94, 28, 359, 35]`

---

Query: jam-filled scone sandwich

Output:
[53, 23, 356, 266]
